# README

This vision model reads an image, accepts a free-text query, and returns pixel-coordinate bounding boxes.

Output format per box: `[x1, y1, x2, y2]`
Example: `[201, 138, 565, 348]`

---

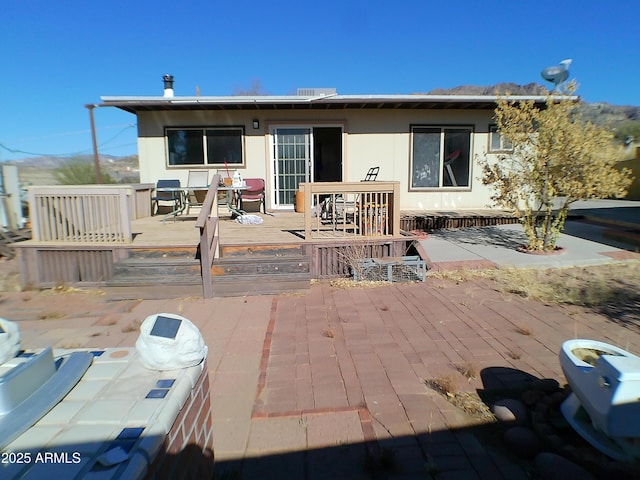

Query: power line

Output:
[0, 124, 137, 158]
[9, 123, 136, 143]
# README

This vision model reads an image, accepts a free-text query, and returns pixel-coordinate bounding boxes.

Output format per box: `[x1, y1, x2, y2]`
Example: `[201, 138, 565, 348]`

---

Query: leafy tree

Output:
[481, 82, 633, 251]
[54, 158, 115, 185]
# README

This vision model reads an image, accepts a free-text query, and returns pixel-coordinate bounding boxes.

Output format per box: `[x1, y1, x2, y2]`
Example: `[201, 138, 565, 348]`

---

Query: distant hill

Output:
[428, 82, 548, 96]
[428, 83, 640, 137]
[5, 154, 140, 186]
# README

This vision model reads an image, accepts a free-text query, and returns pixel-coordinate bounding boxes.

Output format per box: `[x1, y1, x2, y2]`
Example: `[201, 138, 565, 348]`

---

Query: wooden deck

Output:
[13, 204, 517, 295]
[129, 209, 402, 248]
[129, 207, 517, 248]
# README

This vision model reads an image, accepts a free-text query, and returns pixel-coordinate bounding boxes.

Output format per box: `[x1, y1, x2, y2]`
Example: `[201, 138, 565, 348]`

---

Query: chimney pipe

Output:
[163, 74, 174, 97]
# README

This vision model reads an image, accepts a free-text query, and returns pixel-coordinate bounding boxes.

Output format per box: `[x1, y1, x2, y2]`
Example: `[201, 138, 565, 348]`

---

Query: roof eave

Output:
[98, 94, 579, 114]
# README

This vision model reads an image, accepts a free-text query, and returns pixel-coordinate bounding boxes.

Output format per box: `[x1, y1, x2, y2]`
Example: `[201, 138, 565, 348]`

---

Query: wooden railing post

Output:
[195, 174, 221, 298]
[391, 181, 401, 236]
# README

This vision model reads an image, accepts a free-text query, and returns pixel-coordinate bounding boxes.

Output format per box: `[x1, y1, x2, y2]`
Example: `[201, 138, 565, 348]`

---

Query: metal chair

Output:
[151, 179, 183, 219]
[239, 178, 266, 213]
[186, 170, 209, 214]
[320, 167, 380, 222]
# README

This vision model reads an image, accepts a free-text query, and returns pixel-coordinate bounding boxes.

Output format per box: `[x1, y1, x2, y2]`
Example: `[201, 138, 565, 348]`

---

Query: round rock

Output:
[532, 378, 560, 393]
[503, 426, 542, 459]
[492, 398, 529, 425]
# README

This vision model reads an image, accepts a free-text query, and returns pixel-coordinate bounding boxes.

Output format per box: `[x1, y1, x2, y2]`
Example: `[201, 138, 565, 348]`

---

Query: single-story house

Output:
[99, 78, 552, 211]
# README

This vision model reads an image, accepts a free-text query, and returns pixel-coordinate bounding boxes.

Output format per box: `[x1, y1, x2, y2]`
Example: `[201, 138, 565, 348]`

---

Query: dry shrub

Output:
[515, 325, 533, 336]
[430, 261, 640, 307]
[329, 278, 389, 289]
[426, 374, 495, 421]
[425, 374, 459, 396]
[506, 350, 522, 360]
[455, 361, 479, 380]
[122, 319, 141, 333]
[322, 327, 336, 338]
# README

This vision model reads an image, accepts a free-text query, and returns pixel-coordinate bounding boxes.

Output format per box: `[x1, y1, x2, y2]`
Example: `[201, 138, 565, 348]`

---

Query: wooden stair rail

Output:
[195, 174, 221, 298]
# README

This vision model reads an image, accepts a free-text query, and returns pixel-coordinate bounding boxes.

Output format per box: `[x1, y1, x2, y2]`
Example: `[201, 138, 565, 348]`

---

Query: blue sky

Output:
[2, 0, 638, 161]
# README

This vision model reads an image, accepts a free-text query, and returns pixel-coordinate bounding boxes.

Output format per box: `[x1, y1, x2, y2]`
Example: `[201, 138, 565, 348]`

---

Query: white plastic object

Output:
[135, 313, 207, 371]
[0, 318, 20, 365]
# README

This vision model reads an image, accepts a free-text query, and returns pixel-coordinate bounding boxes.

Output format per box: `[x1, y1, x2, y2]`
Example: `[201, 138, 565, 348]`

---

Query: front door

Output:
[271, 126, 342, 209]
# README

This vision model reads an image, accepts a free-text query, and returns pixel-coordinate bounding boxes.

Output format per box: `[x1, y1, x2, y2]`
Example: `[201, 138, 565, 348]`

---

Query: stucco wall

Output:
[136, 108, 501, 210]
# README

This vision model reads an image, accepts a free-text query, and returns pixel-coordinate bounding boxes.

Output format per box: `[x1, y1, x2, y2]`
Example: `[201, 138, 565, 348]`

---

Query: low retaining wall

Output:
[146, 362, 214, 479]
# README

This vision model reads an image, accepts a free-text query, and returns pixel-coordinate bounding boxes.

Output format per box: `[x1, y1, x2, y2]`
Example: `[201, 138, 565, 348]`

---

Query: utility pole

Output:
[85, 104, 102, 184]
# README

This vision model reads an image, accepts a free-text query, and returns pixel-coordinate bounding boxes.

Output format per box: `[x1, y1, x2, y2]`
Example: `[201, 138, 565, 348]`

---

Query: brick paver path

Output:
[3, 256, 639, 479]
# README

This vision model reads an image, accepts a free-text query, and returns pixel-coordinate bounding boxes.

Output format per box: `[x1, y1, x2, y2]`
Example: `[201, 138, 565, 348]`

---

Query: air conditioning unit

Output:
[297, 88, 337, 97]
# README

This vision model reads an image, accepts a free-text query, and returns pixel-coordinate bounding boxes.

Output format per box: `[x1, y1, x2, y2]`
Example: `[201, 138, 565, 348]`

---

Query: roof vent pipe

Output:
[163, 74, 174, 97]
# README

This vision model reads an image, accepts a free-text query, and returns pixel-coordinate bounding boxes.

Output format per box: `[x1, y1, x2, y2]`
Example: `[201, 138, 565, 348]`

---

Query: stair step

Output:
[211, 256, 309, 276]
[123, 247, 197, 260]
[107, 244, 311, 299]
[113, 258, 201, 277]
[107, 273, 202, 287]
[220, 243, 305, 258]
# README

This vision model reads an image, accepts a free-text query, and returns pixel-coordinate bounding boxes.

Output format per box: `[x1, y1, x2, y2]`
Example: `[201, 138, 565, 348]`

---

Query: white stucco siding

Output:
[339, 109, 497, 209]
[135, 107, 500, 209]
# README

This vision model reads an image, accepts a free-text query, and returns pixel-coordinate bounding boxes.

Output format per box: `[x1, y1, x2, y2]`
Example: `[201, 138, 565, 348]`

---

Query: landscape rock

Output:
[503, 426, 542, 459]
[532, 378, 560, 393]
[492, 398, 529, 425]
[521, 388, 545, 406]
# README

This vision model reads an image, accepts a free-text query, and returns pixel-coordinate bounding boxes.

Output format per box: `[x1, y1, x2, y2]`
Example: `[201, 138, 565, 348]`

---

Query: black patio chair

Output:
[151, 179, 183, 217]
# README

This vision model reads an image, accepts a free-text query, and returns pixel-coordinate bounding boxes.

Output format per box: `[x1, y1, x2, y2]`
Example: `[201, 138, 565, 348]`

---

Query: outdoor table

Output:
[217, 185, 249, 217]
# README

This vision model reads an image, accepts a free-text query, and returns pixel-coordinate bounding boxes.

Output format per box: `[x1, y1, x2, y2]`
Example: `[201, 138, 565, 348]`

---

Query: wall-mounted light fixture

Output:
[252, 119, 260, 129]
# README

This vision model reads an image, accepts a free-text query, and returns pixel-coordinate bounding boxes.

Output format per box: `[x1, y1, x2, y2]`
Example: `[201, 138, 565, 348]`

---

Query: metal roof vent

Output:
[163, 74, 175, 97]
[297, 88, 337, 97]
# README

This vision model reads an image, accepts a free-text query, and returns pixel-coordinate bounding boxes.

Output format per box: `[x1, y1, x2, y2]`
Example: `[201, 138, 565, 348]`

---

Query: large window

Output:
[166, 127, 245, 167]
[411, 126, 472, 188]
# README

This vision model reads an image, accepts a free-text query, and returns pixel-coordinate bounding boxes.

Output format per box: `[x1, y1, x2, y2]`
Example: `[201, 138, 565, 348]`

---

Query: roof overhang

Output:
[98, 94, 578, 114]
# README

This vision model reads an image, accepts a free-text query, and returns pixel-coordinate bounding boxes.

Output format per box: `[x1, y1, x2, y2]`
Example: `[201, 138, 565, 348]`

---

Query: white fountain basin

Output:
[0, 347, 210, 480]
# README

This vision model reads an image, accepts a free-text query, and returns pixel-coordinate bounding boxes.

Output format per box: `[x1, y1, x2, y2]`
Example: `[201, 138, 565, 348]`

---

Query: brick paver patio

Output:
[2, 257, 639, 479]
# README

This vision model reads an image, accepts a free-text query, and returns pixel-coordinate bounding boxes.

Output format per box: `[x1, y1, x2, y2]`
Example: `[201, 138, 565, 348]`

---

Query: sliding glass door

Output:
[272, 128, 311, 207]
[271, 126, 343, 209]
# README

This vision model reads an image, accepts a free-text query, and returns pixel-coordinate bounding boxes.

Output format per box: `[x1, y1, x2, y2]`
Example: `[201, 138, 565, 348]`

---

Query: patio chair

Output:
[186, 170, 209, 214]
[239, 178, 266, 213]
[362, 166, 379, 182]
[151, 179, 183, 218]
[320, 167, 380, 222]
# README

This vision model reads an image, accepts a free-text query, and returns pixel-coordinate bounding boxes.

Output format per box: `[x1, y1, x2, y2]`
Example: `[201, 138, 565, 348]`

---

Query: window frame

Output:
[165, 126, 246, 169]
[488, 124, 513, 153]
[409, 124, 473, 191]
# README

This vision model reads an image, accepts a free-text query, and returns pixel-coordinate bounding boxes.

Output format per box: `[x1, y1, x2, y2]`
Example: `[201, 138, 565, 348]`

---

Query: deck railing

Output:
[28, 185, 143, 243]
[300, 181, 401, 240]
[195, 174, 221, 299]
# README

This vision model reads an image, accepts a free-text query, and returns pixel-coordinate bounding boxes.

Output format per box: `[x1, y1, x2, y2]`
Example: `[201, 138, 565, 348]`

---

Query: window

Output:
[489, 125, 513, 152]
[410, 126, 472, 188]
[166, 127, 245, 167]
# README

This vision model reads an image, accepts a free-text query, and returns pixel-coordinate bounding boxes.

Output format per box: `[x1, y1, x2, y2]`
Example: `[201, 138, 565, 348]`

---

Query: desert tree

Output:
[481, 82, 633, 251]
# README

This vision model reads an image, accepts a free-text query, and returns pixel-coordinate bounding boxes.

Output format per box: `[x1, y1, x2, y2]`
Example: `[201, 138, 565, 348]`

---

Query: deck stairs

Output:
[105, 243, 311, 300]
